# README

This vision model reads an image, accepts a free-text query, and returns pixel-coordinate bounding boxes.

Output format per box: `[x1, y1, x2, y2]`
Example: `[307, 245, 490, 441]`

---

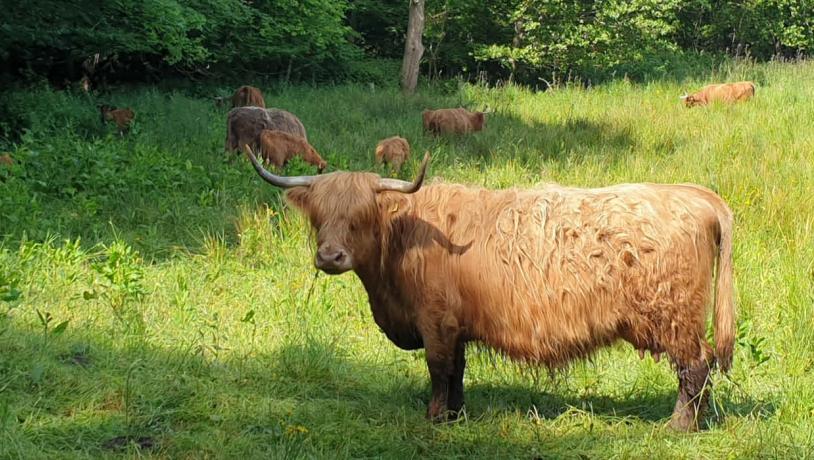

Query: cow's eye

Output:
[349, 223, 357, 232]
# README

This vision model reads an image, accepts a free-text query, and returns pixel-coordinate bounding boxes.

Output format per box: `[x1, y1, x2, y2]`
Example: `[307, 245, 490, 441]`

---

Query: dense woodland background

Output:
[2, 0, 813, 88]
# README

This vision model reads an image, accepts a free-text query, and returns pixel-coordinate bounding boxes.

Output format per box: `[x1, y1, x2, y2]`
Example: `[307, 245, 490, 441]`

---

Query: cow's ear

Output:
[285, 187, 311, 211]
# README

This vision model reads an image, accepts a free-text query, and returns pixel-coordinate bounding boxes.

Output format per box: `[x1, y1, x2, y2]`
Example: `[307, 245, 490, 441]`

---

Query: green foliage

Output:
[0, 0, 358, 81]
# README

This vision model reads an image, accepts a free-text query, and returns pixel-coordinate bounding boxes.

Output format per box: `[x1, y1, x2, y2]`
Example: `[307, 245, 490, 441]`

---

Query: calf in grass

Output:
[256, 130, 326, 173]
[422, 108, 485, 135]
[231, 85, 266, 108]
[245, 151, 735, 432]
[375, 136, 410, 173]
[99, 105, 135, 134]
[681, 81, 756, 107]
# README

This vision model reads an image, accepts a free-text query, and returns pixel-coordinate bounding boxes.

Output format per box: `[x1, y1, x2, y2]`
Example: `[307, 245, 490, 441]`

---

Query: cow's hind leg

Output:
[668, 341, 713, 431]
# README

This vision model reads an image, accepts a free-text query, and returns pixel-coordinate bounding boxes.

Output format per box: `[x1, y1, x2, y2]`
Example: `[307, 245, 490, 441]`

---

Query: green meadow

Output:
[1, 60, 812, 458]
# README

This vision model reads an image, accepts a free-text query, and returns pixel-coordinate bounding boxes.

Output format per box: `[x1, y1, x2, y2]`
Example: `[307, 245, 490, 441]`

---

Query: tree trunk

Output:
[400, 0, 425, 94]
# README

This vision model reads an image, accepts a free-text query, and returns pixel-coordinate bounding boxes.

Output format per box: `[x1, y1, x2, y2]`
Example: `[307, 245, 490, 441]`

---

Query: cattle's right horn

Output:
[377, 152, 430, 194]
[244, 146, 317, 188]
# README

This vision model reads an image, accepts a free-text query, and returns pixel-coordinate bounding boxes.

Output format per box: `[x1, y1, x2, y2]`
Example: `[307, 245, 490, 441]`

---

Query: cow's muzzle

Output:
[315, 244, 352, 274]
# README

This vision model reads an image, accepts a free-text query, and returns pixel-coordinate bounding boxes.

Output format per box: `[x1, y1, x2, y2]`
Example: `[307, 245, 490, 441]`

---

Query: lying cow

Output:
[99, 105, 135, 134]
[232, 85, 266, 108]
[681, 81, 756, 107]
[245, 151, 735, 431]
[375, 136, 410, 173]
[256, 131, 326, 173]
[423, 108, 485, 135]
[225, 107, 307, 153]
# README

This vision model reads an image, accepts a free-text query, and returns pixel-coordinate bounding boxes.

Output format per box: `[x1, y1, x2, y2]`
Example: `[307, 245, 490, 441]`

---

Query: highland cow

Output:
[225, 107, 307, 153]
[245, 151, 735, 432]
[681, 82, 756, 107]
[422, 108, 485, 135]
[231, 85, 266, 108]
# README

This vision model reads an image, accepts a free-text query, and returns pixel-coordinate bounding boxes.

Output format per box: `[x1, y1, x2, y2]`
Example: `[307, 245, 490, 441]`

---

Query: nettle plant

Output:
[86, 241, 147, 334]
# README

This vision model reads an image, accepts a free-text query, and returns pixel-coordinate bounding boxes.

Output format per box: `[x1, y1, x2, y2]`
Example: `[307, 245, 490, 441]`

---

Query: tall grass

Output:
[1, 60, 812, 458]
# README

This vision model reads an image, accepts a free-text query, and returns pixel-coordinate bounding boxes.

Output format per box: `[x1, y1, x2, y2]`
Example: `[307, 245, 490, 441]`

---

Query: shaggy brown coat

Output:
[682, 81, 756, 107]
[375, 136, 410, 172]
[99, 105, 135, 133]
[274, 169, 735, 431]
[231, 85, 266, 108]
[258, 130, 327, 172]
[422, 108, 485, 135]
[225, 107, 307, 153]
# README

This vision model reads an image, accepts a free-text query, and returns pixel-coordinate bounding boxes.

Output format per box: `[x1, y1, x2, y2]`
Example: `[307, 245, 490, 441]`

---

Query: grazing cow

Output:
[225, 107, 307, 153]
[256, 131, 327, 173]
[245, 151, 735, 432]
[0, 153, 13, 167]
[99, 105, 135, 134]
[681, 81, 756, 107]
[375, 136, 410, 172]
[232, 85, 266, 108]
[423, 108, 485, 135]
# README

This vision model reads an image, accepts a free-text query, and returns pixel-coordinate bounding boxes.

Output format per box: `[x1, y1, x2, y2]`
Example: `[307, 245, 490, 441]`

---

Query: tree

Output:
[400, 0, 425, 94]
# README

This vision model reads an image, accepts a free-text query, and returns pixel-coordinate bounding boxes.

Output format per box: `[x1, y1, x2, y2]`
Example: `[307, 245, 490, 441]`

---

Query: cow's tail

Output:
[714, 204, 735, 373]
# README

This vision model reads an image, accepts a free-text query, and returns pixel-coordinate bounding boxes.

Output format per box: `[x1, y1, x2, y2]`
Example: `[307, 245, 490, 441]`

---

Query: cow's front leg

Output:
[446, 340, 466, 418]
[425, 341, 455, 421]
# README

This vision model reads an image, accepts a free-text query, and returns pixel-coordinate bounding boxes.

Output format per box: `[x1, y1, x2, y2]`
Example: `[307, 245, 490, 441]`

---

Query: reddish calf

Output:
[375, 136, 410, 172]
[256, 130, 326, 172]
[231, 85, 266, 108]
[423, 108, 485, 135]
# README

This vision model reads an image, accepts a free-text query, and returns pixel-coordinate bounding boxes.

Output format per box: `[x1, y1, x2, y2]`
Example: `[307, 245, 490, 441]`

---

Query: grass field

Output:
[1, 60, 813, 458]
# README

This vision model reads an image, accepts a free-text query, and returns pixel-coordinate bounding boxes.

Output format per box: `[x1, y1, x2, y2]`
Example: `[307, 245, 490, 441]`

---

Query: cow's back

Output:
[388, 183, 726, 365]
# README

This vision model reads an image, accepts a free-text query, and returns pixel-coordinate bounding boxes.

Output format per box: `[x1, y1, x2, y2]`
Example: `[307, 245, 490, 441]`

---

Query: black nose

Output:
[316, 246, 347, 266]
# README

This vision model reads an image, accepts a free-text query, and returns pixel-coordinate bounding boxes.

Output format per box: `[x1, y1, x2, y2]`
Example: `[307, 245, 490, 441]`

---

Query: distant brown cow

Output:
[99, 105, 135, 134]
[0, 153, 13, 167]
[423, 108, 485, 135]
[232, 85, 266, 108]
[225, 107, 307, 153]
[681, 81, 756, 107]
[375, 136, 410, 172]
[256, 131, 326, 173]
[245, 151, 735, 432]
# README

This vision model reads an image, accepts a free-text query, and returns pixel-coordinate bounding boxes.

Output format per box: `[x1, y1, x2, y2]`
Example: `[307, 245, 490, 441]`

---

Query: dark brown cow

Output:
[246, 151, 735, 431]
[256, 131, 327, 173]
[423, 108, 485, 135]
[375, 136, 410, 172]
[225, 107, 307, 153]
[99, 105, 135, 134]
[681, 81, 756, 107]
[232, 85, 266, 108]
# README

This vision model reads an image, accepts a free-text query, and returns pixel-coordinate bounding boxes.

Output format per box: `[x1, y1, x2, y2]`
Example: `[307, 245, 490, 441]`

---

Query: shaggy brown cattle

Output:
[256, 131, 327, 173]
[375, 136, 410, 172]
[231, 85, 266, 108]
[681, 81, 756, 107]
[423, 108, 485, 135]
[245, 151, 735, 431]
[225, 107, 307, 153]
[99, 105, 135, 134]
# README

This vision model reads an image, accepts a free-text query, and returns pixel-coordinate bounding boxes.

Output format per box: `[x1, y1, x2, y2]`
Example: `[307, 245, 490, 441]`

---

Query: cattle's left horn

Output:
[245, 146, 317, 188]
[377, 152, 430, 194]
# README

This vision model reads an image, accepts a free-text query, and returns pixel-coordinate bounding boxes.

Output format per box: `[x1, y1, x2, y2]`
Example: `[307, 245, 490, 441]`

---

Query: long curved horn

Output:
[244, 146, 317, 188]
[377, 152, 430, 194]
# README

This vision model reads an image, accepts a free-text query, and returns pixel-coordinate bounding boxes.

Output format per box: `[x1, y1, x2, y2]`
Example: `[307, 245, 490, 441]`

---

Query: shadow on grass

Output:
[0, 322, 776, 457]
